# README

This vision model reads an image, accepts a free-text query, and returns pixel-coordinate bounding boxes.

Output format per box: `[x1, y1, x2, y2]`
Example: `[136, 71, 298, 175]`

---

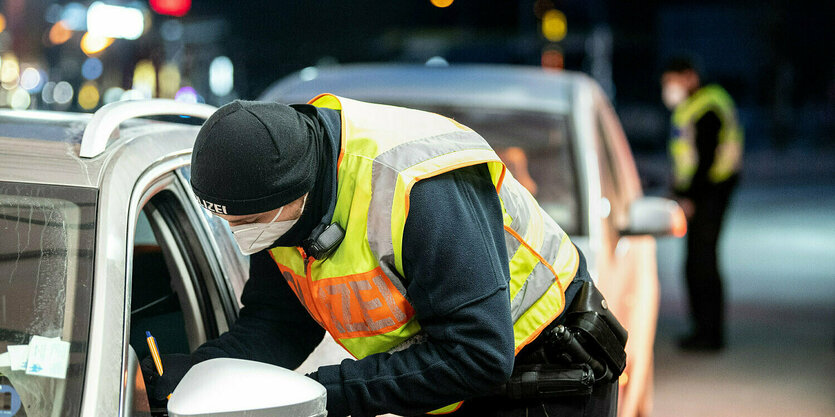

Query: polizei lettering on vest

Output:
[279, 266, 412, 339]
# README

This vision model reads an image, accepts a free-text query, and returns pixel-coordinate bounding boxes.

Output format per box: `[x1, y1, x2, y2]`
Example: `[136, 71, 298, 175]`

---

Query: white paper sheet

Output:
[25, 335, 70, 379]
[7, 345, 29, 371]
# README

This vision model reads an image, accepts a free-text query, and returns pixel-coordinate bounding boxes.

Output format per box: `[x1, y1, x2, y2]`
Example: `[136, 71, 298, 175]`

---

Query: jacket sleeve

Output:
[191, 250, 325, 369]
[310, 164, 516, 417]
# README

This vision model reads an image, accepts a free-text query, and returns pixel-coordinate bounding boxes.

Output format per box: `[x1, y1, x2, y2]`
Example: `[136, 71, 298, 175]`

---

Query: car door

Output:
[121, 164, 246, 417]
[591, 87, 658, 417]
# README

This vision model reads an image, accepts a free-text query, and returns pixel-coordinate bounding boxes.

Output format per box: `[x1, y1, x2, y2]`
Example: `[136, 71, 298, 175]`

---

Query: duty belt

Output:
[497, 281, 628, 399]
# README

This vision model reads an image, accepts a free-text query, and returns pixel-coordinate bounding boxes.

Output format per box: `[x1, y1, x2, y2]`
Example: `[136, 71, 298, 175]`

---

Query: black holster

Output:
[499, 281, 628, 399]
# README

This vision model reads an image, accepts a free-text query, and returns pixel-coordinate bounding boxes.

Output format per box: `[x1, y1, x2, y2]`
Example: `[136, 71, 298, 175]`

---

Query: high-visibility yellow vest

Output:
[669, 84, 743, 191]
[268, 94, 579, 414]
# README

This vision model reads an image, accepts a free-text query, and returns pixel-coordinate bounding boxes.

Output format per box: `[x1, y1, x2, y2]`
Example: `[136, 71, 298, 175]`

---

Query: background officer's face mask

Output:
[662, 82, 688, 110]
[230, 195, 307, 255]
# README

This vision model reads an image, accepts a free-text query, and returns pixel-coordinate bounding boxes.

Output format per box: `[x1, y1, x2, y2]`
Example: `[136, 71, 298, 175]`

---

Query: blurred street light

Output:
[430, 0, 454, 8]
[53, 81, 74, 105]
[150, 0, 192, 17]
[60, 3, 88, 31]
[103, 86, 124, 104]
[0, 53, 19, 89]
[299, 66, 319, 81]
[82, 58, 103, 80]
[541, 46, 564, 70]
[41, 82, 56, 104]
[87, 2, 145, 40]
[80, 32, 114, 56]
[9, 88, 31, 110]
[48, 21, 73, 45]
[425, 56, 449, 67]
[78, 82, 100, 110]
[19, 67, 44, 92]
[541, 9, 567, 42]
[0, 13, 6, 34]
[209, 56, 234, 97]
[132, 59, 157, 98]
[174, 86, 198, 103]
[159, 62, 181, 98]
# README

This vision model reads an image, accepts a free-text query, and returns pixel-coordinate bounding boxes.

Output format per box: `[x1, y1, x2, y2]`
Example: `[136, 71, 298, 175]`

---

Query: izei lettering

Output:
[195, 196, 228, 214]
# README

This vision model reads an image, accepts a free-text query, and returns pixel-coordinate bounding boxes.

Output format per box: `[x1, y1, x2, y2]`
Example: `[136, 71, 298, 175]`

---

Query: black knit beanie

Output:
[190, 100, 321, 215]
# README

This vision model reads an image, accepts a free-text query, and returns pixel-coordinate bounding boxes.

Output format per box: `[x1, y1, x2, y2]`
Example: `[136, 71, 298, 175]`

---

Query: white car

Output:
[0, 102, 326, 416]
[262, 63, 686, 417]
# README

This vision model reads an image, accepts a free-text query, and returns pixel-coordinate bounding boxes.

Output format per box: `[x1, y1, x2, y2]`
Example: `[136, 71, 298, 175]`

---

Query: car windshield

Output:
[0, 181, 96, 417]
[406, 105, 581, 235]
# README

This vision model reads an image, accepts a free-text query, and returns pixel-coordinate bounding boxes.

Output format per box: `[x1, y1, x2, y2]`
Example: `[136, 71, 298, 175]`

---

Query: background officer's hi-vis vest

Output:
[669, 84, 744, 191]
[268, 94, 579, 414]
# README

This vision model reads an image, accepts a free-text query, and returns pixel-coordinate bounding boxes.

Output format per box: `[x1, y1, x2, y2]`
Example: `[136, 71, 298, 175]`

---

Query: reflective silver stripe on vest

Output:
[501, 178, 568, 322]
[366, 130, 496, 291]
[511, 210, 566, 320]
[499, 175, 534, 242]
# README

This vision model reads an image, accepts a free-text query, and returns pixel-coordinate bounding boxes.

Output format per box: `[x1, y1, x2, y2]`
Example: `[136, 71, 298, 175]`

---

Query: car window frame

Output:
[119, 159, 239, 417]
[175, 167, 248, 310]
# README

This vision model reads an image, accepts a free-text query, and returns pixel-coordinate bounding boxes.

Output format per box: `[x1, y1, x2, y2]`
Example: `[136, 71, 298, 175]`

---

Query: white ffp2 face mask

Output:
[230, 196, 307, 255]
[662, 83, 688, 110]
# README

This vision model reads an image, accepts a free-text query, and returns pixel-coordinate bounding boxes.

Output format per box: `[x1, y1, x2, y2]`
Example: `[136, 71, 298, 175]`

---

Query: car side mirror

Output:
[621, 196, 687, 237]
[167, 358, 327, 417]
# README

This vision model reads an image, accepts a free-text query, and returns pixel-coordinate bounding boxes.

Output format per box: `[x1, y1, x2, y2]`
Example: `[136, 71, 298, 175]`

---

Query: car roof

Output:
[0, 109, 200, 188]
[260, 63, 594, 115]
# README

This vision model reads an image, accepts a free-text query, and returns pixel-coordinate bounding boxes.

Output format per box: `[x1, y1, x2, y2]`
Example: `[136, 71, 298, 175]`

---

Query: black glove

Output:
[140, 353, 196, 404]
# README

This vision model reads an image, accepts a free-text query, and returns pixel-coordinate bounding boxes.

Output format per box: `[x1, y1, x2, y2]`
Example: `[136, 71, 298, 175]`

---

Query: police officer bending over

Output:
[142, 95, 627, 416]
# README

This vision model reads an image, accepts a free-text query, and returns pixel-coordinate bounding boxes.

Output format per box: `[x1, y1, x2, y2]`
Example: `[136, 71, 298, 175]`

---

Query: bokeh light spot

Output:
[430, 0, 454, 8]
[10, 88, 31, 110]
[299, 66, 318, 82]
[82, 58, 104, 80]
[150, 0, 192, 17]
[78, 82, 100, 110]
[53, 81, 74, 104]
[41, 82, 56, 104]
[60, 3, 87, 31]
[542, 9, 567, 42]
[158, 62, 181, 98]
[49, 21, 73, 45]
[81, 32, 114, 56]
[132, 59, 156, 98]
[103, 86, 124, 104]
[209, 56, 234, 97]
[19, 67, 43, 91]
[174, 86, 198, 103]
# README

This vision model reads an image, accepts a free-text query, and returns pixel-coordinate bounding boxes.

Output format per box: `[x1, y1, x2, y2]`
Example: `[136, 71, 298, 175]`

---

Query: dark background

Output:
[4, 0, 833, 156]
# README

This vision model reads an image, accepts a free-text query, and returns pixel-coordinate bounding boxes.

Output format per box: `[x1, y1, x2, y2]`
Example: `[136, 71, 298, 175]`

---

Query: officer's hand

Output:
[140, 353, 195, 404]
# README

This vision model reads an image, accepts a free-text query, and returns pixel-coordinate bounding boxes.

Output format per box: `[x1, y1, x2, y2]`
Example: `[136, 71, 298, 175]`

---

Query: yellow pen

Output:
[145, 331, 172, 400]
[145, 331, 164, 375]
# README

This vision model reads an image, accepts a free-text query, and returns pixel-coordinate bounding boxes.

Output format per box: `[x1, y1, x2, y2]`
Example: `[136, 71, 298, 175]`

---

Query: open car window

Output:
[126, 174, 237, 416]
